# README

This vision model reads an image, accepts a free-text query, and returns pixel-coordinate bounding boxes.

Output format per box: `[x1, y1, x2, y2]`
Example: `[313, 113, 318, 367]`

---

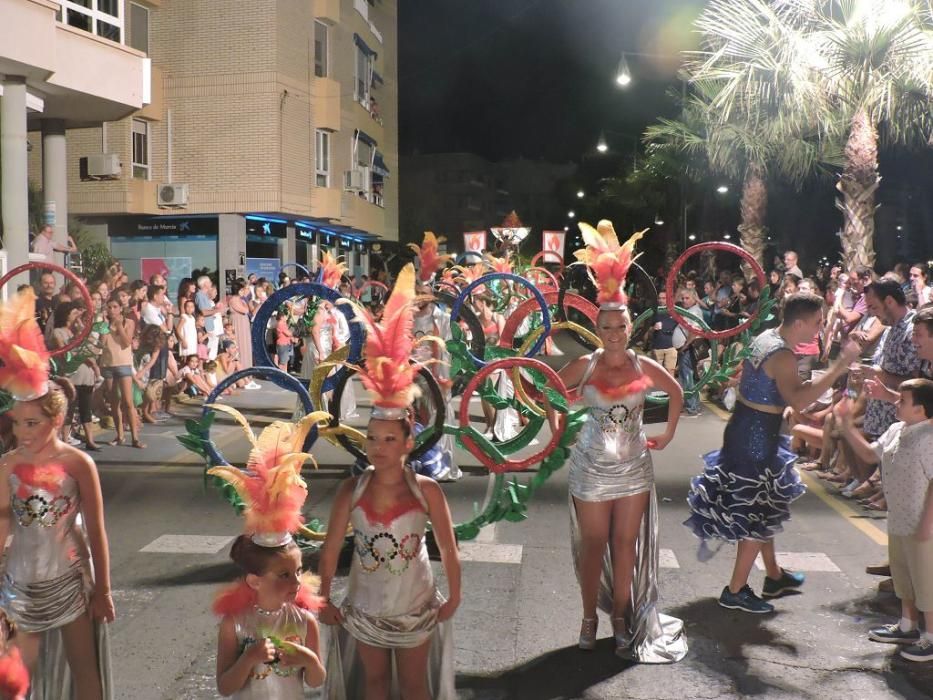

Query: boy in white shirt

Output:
[839, 378, 933, 662]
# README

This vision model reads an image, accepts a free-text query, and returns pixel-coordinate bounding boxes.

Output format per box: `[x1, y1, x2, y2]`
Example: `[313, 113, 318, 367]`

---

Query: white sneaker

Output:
[67, 435, 82, 446]
[245, 381, 262, 390]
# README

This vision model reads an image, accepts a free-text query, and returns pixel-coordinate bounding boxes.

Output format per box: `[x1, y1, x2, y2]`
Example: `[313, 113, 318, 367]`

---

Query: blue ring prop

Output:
[201, 366, 317, 466]
[449, 272, 551, 368]
[276, 262, 313, 281]
[250, 282, 364, 393]
[455, 251, 484, 266]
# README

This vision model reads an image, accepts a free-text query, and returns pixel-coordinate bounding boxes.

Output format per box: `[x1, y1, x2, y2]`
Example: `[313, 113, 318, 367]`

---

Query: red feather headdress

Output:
[342, 264, 438, 419]
[319, 250, 348, 290]
[572, 220, 646, 310]
[408, 232, 453, 283]
[0, 288, 50, 401]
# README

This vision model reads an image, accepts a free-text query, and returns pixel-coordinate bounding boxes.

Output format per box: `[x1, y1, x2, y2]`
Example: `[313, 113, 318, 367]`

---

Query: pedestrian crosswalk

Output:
[140, 534, 234, 554]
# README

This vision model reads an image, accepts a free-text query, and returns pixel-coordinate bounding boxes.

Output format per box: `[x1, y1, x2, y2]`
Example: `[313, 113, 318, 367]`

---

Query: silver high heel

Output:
[578, 617, 597, 650]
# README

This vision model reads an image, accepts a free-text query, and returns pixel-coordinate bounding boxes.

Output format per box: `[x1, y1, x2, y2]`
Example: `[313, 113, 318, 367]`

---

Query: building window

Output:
[60, 0, 124, 43]
[315, 130, 330, 187]
[314, 21, 328, 78]
[132, 118, 150, 180]
[354, 44, 372, 105]
[127, 2, 149, 54]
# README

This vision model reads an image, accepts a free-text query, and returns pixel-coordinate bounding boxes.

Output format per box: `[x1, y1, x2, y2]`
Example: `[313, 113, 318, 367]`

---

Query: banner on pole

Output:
[541, 231, 565, 263]
[463, 231, 487, 257]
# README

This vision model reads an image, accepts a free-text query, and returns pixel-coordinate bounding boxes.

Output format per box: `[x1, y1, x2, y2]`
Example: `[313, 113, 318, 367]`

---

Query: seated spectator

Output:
[178, 355, 213, 397]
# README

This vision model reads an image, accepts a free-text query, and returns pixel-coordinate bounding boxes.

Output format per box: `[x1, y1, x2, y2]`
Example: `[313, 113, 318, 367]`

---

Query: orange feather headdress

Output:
[0, 289, 51, 401]
[343, 264, 437, 419]
[572, 220, 646, 310]
[408, 232, 453, 283]
[319, 250, 348, 290]
[206, 408, 328, 547]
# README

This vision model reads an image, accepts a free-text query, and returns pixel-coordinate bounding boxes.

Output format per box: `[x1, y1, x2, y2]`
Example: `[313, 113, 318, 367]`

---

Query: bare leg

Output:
[729, 539, 764, 593]
[396, 638, 432, 700]
[61, 613, 103, 700]
[12, 630, 40, 674]
[355, 641, 391, 700]
[105, 376, 123, 442]
[759, 540, 782, 579]
[572, 497, 613, 619]
[118, 375, 143, 446]
[609, 491, 650, 619]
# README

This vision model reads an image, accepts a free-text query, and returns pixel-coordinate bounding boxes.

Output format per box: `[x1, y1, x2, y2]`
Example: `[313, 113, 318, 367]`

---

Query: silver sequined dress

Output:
[230, 604, 309, 700]
[323, 467, 455, 699]
[0, 461, 112, 698]
[567, 351, 687, 663]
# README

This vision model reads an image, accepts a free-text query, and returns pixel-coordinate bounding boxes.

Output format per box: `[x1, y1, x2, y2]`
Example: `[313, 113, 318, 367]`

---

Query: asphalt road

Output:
[92, 380, 933, 700]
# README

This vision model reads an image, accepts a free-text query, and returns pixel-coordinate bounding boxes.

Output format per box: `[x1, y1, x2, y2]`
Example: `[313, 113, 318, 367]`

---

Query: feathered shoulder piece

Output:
[408, 232, 453, 283]
[572, 220, 647, 310]
[319, 250, 348, 290]
[0, 288, 50, 401]
[342, 264, 435, 419]
[206, 408, 329, 547]
[212, 573, 325, 617]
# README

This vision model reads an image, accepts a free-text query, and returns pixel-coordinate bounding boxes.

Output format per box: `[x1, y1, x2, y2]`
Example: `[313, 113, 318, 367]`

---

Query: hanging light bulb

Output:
[596, 134, 608, 153]
[615, 53, 632, 87]
[653, 213, 664, 226]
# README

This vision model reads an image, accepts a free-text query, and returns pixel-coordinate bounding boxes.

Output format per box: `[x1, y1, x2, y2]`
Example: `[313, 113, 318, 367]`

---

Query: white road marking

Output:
[475, 523, 498, 543]
[459, 542, 523, 564]
[140, 534, 234, 554]
[754, 551, 841, 573]
[659, 548, 680, 569]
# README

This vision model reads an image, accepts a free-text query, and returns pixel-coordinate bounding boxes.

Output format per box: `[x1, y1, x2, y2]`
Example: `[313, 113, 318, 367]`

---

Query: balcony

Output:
[315, 0, 339, 24]
[311, 76, 340, 131]
[340, 190, 384, 234]
[352, 0, 383, 44]
[311, 186, 341, 220]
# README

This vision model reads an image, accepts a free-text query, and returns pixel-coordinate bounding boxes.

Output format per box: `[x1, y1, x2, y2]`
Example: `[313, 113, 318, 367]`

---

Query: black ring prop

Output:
[328, 364, 446, 462]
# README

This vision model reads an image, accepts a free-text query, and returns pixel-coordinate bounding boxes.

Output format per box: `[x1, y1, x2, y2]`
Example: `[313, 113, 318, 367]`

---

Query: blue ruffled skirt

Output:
[684, 402, 804, 543]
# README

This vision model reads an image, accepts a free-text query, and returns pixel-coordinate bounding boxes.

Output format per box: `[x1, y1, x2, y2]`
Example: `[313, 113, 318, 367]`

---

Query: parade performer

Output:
[0, 288, 115, 699]
[209, 411, 326, 698]
[318, 263, 460, 699]
[685, 292, 860, 613]
[558, 220, 687, 662]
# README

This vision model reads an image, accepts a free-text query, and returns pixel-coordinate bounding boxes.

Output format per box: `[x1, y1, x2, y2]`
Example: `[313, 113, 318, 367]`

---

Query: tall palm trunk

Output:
[836, 109, 879, 269]
[737, 161, 767, 277]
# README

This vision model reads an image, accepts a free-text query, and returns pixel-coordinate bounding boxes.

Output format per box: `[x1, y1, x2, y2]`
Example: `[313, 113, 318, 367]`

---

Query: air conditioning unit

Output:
[157, 183, 189, 207]
[81, 153, 121, 179]
[344, 169, 365, 191]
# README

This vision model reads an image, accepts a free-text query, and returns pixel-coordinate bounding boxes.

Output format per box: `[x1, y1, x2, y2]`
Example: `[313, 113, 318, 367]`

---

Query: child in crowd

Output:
[275, 309, 297, 372]
[178, 355, 212, 397]
[839, 378, 933, 662]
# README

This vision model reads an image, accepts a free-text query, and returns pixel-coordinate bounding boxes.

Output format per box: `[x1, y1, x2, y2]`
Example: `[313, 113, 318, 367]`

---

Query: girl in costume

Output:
[318, 263, 461, 700]
[209, 410, 327, 697]
[0, 288, 115, 699]
[557, 221, 687, 662]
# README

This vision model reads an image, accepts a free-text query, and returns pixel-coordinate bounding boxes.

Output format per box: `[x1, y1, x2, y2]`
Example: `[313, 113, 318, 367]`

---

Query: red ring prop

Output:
[355, 280, 389, 300]
[0, 262, 94, 357]
[523, 266, 560, 292]
[458, 357, 568, 473]
[665, 242, 765, 342]
[529, 251, 565, 275]
[499, 291, 598, 348]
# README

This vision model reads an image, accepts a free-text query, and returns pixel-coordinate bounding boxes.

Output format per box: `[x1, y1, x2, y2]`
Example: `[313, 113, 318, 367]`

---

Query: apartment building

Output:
[0, 0, 148, 281]
[25, 0, 398, 289]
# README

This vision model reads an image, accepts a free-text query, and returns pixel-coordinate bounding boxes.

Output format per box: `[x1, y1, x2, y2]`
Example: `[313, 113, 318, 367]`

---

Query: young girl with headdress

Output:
[318, 263, 460, 699]
[557, 220, 687, 662]
[209, 411, 327, 697]
[0, 288, 115, 698]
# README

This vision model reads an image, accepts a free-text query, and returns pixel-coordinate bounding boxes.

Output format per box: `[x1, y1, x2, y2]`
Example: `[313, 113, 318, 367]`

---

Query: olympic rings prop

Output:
[200, 366, 317, 466]
[512, 321, 602, 414]
[500, 290, 598, 350]
[0, 262, 94, 357]
[665, 242, 765, 341]
[528, 251, 565, 274]
[250, 282, 363, 393]
[458, 357, 569, 473]
[276, 262, 313, 281]
[435, 291, 486, 373]
[449, 273, 551, 367]
[328, 364, 446, 462]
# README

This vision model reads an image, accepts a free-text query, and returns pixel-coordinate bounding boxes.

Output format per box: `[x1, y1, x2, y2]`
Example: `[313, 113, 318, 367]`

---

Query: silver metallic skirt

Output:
[1, 561, 88, 633]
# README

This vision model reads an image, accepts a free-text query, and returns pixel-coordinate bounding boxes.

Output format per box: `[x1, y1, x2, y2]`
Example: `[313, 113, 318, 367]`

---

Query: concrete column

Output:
[0, 77, 30, 288]
[360, 250, 371, 276]
[280, 225, 296, 265]
[41, 119, 68, 269]
[218, 214, 246, 296]
[309, 233, 320, 273]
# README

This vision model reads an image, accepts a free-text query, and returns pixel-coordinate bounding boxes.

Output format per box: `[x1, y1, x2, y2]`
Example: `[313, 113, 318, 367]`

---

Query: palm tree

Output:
[690, 0, 933, 268]
[644, 80, 840, 270]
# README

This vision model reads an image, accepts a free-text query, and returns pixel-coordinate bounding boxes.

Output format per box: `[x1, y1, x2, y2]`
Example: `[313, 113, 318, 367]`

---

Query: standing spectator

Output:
[784, 250, 803, 279]
[649, 290, 679, 375]
[226, 279, 255, 371]
[176, 299, 199, 360]
[195, 275, 225, 360]
[176, 277, 196, 314]
[34, 271, 58, 332]
[910, 264, 932, 307]
[141, 284, 174, 418]
[49, 301, 101, 450]
[30, 223, 76, 261]
[794, 278, 824, 380]
[673, 287, 705, 416]
[100, 299, 145, 448]
[274, 308, 297, 371]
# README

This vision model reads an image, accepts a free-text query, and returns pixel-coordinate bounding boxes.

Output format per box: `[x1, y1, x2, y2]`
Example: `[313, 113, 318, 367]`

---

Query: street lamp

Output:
[615, 53, 632, 87]
[654, 214, 664, 226]
[576, 190, 585, 198]
[716, 185, 729, 194]
[563, 225, 569, 231]
[688, 234, 696, 241]
[567, 210, 576, 219]
[596, 134, 608, 153]
[723, 233, 731, 240]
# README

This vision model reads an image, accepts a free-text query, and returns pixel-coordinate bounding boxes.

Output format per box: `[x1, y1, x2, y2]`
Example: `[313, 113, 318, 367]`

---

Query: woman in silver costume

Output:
[559, 220, 687, 662]
[319, 264, 460, 700]
[0, 290, 115, 699]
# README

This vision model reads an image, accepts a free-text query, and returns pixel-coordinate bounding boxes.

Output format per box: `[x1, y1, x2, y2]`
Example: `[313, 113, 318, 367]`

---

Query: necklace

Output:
[254, 604, 283, 617]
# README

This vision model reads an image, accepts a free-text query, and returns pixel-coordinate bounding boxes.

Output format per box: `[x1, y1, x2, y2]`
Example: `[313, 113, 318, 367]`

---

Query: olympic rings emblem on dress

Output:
[250, 282, 363, 393]
[201, 366, 318, 467]
[665, 242, 766, 342]
[0, 262, 94, 357]
[449, 272, 551, 368]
